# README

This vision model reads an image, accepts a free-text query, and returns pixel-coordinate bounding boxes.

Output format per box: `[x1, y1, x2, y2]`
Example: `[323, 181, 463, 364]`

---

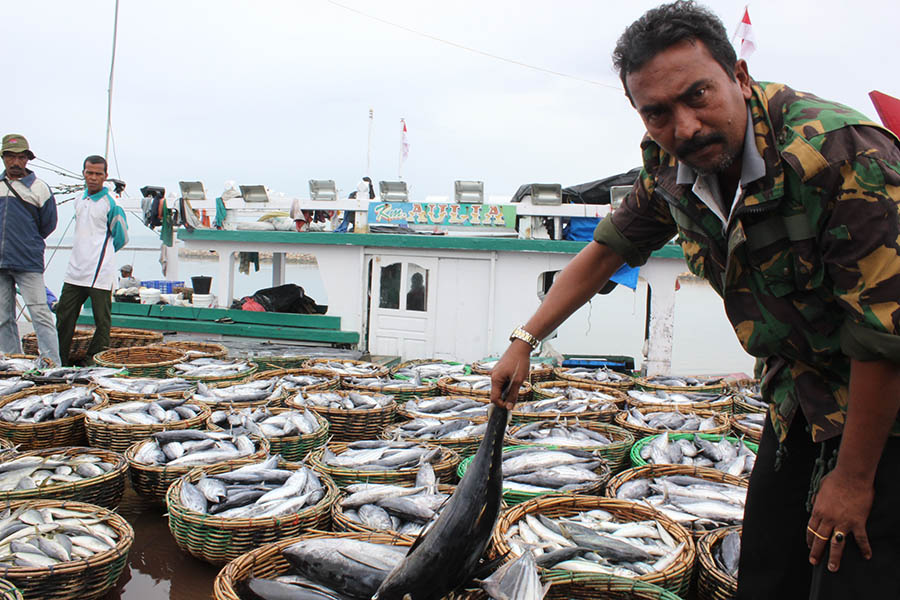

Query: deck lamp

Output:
[453, 180, 484, 204]
[309, 180, 337, 202]
[239, 185, 269, 203]
[178, 181, 207, 202]
[140, 186, 165, 200]
[529, 183, 563, 206]
[379, 181, 409, 202]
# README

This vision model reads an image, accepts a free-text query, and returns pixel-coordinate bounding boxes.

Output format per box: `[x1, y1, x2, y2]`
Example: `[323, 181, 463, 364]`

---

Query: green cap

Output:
[1, 134, 35, 160]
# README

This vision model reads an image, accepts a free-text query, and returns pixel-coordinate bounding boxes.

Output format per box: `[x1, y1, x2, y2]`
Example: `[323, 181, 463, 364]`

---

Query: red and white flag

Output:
[732, 6, 756, 59]
[400, 119, 410, 163]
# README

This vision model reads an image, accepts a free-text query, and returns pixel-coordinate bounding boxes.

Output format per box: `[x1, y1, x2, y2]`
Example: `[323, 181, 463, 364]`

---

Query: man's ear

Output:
[734, 59, 752, 100]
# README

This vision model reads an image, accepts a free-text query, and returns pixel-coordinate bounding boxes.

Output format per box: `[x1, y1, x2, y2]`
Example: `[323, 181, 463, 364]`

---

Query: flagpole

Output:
[104, 0, 120, 160]
[366, 108, 373, 177]
[398, 118, 404, 180]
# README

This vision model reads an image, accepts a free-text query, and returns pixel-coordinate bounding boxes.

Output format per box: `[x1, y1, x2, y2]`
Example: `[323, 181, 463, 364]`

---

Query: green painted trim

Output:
[178, 229, 684, 259]
[77, 314, 359, 344]
[137, 304, 342, 329]
[110, 302, 152, 316]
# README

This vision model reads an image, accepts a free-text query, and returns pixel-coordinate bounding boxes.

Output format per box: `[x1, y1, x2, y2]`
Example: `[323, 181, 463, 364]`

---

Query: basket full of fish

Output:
[730, 413, 764, 442]
[88, 375, 196, 403]
[506, 420, 636, 474]
[524, 380, 627, 423]
[398, 395, 490, 421]
[472, 357, 555, 382]
[167, 358, 258, 384]
[0, 385, 107, 451]
[630, 433, 758, 478]
[391, 359, 468, 381]
[154, 340, 228, 360]
[285, 390, 396, 442]
[190, 379, 285, 410]
[166, 457, 339, 565]
[126, 430, 269, 504]
[382, 416, 489, 455]
[697, 525, 740, 600]
[301, 358, 390, 379]
[309, 439, 460, 487]
[492, 495, 696, 596]
[83, 398, 211, 454]
[0, 447, 128, 509]
[252, 353, 311, 373]
[732, 385, 765, 414]
[635, 374, 726, 394]
[553, 366, 635, 389]
[458, 446, 613, 505]
[0, 356, 38, 379]
[0, 499, 134, 600]
[606, 464, 747, 538]
[438, 374, 532, 403]
[341, 375, 438, 402]
[207, 406, 329, 462]
[0, 379, 34, 400]
[250, 368, 340, 393]
[615, 406, 731, 439]
[626, 389, 733, 413]
[540, 571, 685, 600]
[92, 345, 187, 378]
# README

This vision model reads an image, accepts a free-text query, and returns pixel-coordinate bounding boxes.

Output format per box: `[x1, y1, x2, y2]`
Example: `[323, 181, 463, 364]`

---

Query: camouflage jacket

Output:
[594, 81, 900, 442]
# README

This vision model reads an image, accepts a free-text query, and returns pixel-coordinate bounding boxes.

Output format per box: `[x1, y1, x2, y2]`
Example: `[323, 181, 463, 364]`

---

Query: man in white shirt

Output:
[117, 265, 139, 289]
[55, 155, 128, 364]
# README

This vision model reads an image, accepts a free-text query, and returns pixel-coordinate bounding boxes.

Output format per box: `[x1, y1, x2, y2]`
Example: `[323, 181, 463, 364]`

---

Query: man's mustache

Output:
[675, 133, 727, 160]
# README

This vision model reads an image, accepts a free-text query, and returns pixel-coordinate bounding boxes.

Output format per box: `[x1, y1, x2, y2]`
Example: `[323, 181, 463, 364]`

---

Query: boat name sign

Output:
[368, 202, 516, 228]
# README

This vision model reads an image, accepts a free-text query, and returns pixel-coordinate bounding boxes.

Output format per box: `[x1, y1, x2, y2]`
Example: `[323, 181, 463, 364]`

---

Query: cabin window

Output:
[379, 263, 402, 309]
[406, 265, 428, 311]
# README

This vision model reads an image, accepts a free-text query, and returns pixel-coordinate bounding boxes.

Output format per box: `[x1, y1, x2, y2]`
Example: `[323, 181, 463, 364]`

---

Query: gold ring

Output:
[833, 531, 845, 543]
[807, 525, 828, 541]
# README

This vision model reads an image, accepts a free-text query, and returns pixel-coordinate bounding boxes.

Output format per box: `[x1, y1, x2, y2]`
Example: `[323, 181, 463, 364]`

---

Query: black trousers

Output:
[737, 414, 900, 599]
[55, 282, 111, 365]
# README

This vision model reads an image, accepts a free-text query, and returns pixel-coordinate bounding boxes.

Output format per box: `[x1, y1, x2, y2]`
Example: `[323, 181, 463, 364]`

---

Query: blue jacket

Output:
[0, 170, 57, 272]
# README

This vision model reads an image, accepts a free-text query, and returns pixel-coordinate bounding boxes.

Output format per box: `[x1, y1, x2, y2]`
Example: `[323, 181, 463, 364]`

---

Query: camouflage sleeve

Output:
[819, 126, 900, 362]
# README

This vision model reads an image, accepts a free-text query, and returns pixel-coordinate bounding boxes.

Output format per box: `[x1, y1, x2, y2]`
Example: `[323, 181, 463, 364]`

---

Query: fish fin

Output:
[468, 551, 510, 580]
[406, 521, 432, 555]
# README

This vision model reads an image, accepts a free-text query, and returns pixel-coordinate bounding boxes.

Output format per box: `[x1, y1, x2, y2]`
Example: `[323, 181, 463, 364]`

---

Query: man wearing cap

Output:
[117, 265, 138, 289]
[0, 134, 61, 366]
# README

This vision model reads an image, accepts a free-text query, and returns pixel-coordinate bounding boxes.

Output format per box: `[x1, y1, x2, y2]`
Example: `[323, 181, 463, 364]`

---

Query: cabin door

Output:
[368, 256, 438, 359]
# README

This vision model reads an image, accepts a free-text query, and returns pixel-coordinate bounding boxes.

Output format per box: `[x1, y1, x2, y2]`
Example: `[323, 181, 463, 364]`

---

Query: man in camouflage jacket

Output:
[489, 2, 900, 598]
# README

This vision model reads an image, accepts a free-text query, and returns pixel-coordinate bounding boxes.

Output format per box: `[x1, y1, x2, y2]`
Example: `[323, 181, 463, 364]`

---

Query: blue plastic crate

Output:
[140, 280, 185, 293]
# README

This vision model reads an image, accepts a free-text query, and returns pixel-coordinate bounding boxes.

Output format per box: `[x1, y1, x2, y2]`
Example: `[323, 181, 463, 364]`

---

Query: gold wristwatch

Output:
[509, 326, 539, 350]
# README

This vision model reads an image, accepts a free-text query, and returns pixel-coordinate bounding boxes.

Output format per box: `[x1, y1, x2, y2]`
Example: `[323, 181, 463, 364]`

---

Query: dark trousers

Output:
[55, 282, 111, 365]
[738, 414, 900, 599]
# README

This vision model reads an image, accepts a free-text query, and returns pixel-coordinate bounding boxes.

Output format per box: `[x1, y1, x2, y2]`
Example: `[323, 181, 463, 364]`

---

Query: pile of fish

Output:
[733, 413, 764, 434]
[509, 421, 615, 449]
[178, 457, 326, 518]
[627, 389, 729, 407]
[522, 385, 619, 414]
[321, 440, 444, 472]
[0, 504, 121, 567]
[623, 408, 720, 432]
[497, 447, 607, 494]
[712, 529, 741, 578]
[91, 376, 194, 396]
[638, 433, 756, 477]
[192, 380, 281, 405]
[292, 391, 394, 411]
[173, 358, 254, 378]
[503, 509, 686, 578]
[642, 374, 722, 388]
[615, 474, 746, 532]
[474, 358, 551, 373]
[393, 361, 466, 382]
[309, 360, 384, 377]
[343, 376, 427, 392]
[736, 386, 766, 410]
[0, 356, 36, 373]
[440, 374, 493, 392]
[258, 373, 334, 392]
[389, 417, 486, 441]
[131, 430, 259, 467]
[340, 463, 448, 536]
[0, 387, 102, 424]
[402, 396, 489, 419]
[0, 378, 34, 398]
[208, 406, 323, 438]
[82, 399, 203, 426]
[31, 366, 124, 382]
[0, 453, 117, 491]
[555, 366, 632, 384]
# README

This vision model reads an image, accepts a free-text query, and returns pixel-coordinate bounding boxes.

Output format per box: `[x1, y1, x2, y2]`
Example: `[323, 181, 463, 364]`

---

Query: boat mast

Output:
[366, 108, 374, 177]
[104, 0, 120, 160]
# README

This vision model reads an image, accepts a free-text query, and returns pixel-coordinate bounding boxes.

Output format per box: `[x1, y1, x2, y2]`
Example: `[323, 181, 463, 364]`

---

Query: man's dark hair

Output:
[83, 155, 108, 172]
[613, 1, 737, 99]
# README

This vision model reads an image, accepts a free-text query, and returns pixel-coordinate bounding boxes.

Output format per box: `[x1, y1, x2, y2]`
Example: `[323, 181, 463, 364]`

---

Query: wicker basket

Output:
[0, 499, 133, 600]
[697, 525, 741, 600]
[391, 358, 467, 380]
[635, 376, 726, 394]
[629, 432, 758, 471]
[492, 495, 695, 596]
[24, 328, 93, 363]
[301, 358, 390, 379]
[381, 417, 488, 456]
[188, 379, 286, 411]
[155, 340, 228, 359]
[397, 395, 491, 422]
[286, 391, 396, 442]
[167, 361, 258, 384]
[0, 446, 127, 509]
[626, 389, 734, 413]
[166, 459, 339, 565]
[518, 380, 627, 423]
[341, 376, 438, 402]
[85, 402, 211, 454]
[614, 405, 730, 439]
[0, 578, 22, 600]
[0, 385, 107, 450]
[437, 376, 532, 403]
[0, 355, 37, 378]
[308, 441, 460, 487]
[332, 482, 458, 540]
[206, 406, 330, 462]
[506, 421, 636, 474]
[108, 327, 164, 348]
[457, 446, 612, 505]
[125, 434, 270, 504]
[96, 378, 197, 403]
[212, 530, 414, 600]
[471, 357, 555, 382]
[541, 572, 684, 600]
[553, 366, 635, 389]
[730, 414, 764, 442]
[93, 346, 186, 378]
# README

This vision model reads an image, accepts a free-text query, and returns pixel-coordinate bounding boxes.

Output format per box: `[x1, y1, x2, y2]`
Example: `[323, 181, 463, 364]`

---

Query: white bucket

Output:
[140, 288, 161, 305]
[192, 293, 216, 308]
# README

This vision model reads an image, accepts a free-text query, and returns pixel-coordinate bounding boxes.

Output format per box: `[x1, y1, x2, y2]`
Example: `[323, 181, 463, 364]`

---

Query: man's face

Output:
[626, 40, 752, 176]
[2, 152, 29, 180]
[83, 161, 108, 195]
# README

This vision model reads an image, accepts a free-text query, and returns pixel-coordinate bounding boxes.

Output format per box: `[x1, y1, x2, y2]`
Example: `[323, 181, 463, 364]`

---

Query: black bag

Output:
[251, 284, 326, 315]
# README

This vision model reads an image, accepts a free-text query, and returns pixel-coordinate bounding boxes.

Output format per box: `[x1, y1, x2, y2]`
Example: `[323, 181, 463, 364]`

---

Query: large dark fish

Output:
[372, 403, 509, 600]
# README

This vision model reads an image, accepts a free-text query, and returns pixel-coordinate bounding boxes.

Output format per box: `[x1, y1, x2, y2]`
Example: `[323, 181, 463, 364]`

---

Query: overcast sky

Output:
[7, 0, 900, 203]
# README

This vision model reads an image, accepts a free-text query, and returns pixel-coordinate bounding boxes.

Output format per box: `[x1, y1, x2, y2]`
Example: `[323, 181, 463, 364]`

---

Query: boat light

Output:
[453, 180, 484, 204]
[178, 181, 207, 202]
[379, 181, 409, 202]
[530, 183, 563, 206]
[309, 180, 337, 201]
[239, 185, 269, 203]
